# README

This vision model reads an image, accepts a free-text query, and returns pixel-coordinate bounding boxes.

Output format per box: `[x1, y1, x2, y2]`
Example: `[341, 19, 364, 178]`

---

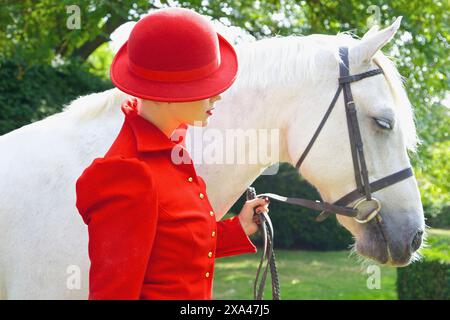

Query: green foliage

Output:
[396, 229, 450, 300]
[0, 59, 112, 134]
[397, 261, 449, 300]
[420, 229, 450, 263]
[86, 42, 114, 79]
[230, 163, 353, 250]
[0, 0, 159, 63]
[415, 140, 450, 226]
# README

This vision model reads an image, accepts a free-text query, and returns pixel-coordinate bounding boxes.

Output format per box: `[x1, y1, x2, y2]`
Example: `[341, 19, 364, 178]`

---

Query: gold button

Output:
[188, 177, 193, 182]
[211, 231, 216, 237]
[199, 193, 204, 199]
[209, 210, 214, 216]
[205, 272, 210, 278]
[208, 251, 213, 258]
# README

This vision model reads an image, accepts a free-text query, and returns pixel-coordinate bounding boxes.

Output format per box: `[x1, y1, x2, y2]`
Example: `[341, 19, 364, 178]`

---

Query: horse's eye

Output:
[373, 117, 393, 130]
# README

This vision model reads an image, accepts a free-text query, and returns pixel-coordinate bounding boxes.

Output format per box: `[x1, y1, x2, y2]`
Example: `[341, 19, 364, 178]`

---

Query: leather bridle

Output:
[249, 46, 414, 300]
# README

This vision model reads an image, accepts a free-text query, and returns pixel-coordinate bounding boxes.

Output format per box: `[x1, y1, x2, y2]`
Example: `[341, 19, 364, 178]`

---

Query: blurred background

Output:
[0, 0, 448, 299]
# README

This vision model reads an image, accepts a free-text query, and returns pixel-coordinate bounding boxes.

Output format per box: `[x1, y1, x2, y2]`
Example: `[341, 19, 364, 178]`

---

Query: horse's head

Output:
[288, 18, 425, 266]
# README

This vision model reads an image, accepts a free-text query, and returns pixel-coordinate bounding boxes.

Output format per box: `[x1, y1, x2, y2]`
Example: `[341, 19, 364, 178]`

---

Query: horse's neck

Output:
[187, 85, 303, 219]
[185, 39, 334, 219]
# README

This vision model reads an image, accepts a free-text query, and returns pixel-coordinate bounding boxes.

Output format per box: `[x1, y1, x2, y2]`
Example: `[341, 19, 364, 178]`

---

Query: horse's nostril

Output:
[411, 230, 423, 252]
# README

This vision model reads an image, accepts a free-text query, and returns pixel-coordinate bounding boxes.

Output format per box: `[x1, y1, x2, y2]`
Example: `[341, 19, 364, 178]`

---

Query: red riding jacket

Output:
[75, 101, 257, 300]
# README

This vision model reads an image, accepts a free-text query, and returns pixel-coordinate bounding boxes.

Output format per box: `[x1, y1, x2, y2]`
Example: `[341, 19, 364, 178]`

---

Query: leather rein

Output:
[248, 46, 414, 300]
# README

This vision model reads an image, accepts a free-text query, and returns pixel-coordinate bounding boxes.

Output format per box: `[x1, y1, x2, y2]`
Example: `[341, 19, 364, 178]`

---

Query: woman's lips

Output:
[206, 108, 214, 115]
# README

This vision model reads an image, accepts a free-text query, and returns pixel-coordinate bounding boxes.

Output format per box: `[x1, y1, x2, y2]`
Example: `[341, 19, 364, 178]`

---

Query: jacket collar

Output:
[121, 103, 188, 153]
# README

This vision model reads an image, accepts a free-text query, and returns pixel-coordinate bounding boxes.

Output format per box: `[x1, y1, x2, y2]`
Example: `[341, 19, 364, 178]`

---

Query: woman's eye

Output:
[373, 118, 393, 130]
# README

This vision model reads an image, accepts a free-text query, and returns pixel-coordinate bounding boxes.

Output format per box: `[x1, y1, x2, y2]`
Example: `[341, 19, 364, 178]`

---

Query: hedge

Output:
[0, 59, 112, 135]
[396, 229, 450, 300]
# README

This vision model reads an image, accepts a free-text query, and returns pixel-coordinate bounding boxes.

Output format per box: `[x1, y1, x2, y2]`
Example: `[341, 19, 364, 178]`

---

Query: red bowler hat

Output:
[110, 7, 238, 102]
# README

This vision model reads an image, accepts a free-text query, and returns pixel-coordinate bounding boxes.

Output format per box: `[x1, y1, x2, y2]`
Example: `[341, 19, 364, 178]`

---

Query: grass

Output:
[420, 228, 450, 262]
[212, 250, 397, 300]
[427, 228, 450, 237]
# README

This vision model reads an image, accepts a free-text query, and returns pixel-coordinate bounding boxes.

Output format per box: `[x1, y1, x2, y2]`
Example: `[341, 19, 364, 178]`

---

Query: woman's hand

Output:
[238, 197, 270, 236]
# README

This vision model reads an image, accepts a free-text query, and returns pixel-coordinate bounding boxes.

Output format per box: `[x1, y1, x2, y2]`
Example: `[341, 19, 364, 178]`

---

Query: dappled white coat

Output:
[0, 18, 424, 299]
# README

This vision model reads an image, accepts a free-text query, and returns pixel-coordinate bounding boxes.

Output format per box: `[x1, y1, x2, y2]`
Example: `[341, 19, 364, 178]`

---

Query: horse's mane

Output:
[62, 88, 128, 122]
[233, 33, 419, 152]
[62, 32, 419, 151]
[372, 50, 420, 152]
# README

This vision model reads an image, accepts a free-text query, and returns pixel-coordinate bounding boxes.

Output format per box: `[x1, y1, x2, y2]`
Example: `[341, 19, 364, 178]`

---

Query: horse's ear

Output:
[361, 25, 380, 40]
[351, 16, 402, 64]
[110, 21, 137, 54]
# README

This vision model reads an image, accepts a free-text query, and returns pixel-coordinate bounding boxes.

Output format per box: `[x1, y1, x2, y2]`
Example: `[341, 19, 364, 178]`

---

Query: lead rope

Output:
[247, 187, 281, 300]
[245, 165, 413, 299]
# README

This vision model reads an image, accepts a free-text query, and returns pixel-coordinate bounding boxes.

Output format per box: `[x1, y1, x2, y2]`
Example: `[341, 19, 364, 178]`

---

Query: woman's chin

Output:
[186, 116, 211, 127]
[197, 119, 210, 127]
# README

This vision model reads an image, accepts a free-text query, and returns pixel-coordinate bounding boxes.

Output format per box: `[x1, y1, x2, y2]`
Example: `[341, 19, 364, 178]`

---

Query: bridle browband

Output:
[250, 46, 414, 300]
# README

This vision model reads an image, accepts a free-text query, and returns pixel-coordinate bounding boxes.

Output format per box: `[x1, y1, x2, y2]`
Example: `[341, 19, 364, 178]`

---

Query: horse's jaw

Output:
[337, 211, 424, 267]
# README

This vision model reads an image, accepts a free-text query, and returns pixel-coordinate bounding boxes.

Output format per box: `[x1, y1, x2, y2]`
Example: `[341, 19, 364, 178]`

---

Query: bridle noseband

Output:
[250, 46, 414, 300]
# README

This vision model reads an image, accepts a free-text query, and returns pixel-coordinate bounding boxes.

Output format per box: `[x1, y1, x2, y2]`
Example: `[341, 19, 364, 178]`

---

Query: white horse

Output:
[0, 17, 425, 299]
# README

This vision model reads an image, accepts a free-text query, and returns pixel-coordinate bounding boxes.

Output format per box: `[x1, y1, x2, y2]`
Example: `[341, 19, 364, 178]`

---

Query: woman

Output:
[75, 7, 270, 300]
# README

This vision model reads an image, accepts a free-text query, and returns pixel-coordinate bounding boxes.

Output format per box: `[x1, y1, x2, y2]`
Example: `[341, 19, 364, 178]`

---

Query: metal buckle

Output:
[352, 197, 381, 223]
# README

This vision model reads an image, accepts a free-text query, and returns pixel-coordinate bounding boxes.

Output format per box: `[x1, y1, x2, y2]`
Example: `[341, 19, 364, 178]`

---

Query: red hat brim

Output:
[110, 33, 238, 102]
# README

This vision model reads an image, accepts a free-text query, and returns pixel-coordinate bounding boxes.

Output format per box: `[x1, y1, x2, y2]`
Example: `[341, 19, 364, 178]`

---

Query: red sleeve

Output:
[215, 215, 257, 259]
[75, 156, 158, 300]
